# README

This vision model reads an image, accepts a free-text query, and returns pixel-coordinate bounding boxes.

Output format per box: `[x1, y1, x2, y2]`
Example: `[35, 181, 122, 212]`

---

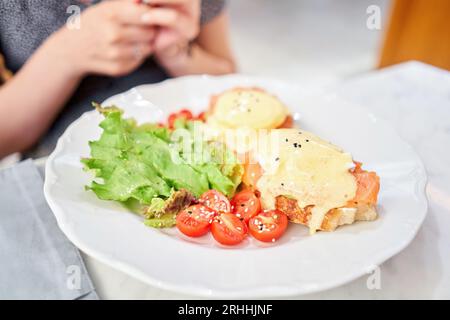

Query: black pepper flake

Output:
[306, 139, 309, 142]
[275, 157, 280, 161]
[281, 183, 285, 186]
[293, 142, 298, 148]
[285, 138, 289, 142]
[298, 131, 302, 134]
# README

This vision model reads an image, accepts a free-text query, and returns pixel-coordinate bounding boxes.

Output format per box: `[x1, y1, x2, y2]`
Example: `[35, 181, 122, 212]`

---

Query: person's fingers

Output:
[141, 8, 198, 39]
[153, 27, 182, 52]
[122, 42, 154, 60]
[105, 42, 153, 61]
[138, 0, 190, 5]
[108, 1, 156, 26]
[115, 26, 156, 44]
[140, 8, 178, 26]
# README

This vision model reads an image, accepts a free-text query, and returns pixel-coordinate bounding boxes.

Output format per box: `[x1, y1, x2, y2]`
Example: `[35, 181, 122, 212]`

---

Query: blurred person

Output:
[0, 0, 235, 159]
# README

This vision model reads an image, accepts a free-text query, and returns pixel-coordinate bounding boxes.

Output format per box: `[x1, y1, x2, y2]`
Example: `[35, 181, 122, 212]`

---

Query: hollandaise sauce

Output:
[256, 129, 357, 234]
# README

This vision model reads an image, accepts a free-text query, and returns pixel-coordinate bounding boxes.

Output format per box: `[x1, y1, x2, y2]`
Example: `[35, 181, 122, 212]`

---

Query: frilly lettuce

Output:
[82, 105, 243, 227]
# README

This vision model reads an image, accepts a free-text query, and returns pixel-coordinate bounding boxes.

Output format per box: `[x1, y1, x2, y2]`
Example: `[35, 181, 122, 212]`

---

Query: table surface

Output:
[66, 62, 450, 299]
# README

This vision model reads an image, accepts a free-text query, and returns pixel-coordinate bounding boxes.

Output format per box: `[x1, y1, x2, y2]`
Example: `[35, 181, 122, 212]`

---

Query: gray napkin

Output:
[0, 160, 98, 300]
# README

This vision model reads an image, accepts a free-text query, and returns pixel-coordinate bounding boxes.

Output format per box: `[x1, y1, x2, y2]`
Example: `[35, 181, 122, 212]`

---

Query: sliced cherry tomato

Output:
[168, 109, 193, 128]
[178, 109, 193, 120]
[196, 111, 206, 121]
[248, 210, 288, 243]
[211, 213, 247, 245]
[231, 189, 261, 222]
[168, 113, 178, 128]
[176, 204, 215, 237]
[199, 190, 231, 213]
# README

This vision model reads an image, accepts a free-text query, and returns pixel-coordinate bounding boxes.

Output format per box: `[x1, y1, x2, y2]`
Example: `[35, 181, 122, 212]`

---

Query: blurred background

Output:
[1, 0, 449, 165]
[228, 0, 449, 85]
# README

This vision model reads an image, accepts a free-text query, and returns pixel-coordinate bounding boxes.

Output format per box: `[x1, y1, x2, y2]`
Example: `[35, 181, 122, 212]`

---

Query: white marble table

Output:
[78, 61, 450, 299]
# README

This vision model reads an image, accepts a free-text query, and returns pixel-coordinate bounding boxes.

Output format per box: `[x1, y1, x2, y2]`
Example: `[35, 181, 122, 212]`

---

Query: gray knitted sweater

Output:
[0, 0, 225, 157]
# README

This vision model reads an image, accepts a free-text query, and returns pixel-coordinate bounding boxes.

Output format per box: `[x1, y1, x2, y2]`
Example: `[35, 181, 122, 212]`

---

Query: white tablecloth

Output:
[77, 62, 450, 299]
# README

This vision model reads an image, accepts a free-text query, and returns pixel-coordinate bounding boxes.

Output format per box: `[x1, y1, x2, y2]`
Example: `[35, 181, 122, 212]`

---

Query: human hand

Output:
[46, 0, 158, 77]
[141, 0, 201, 63]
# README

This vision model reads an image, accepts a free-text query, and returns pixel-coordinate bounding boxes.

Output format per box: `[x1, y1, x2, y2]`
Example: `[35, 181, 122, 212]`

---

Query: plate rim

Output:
[43, 74, 429, 298]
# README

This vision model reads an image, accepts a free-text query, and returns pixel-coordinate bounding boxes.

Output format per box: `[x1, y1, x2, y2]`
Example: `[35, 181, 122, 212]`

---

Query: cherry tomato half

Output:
[178, 109, 193, 119]
[168, 109, 193, 128]
[196, 111, 206, 121]
[248, 210, 288, 243]
[211, 213, 247, 246]
[176, 204, 216, 237]
[199, 190, 231, 213]
[231, 189, 261, 222]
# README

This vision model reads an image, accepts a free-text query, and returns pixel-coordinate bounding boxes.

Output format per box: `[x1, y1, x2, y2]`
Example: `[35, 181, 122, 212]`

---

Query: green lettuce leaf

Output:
[82, 105, 243, 228]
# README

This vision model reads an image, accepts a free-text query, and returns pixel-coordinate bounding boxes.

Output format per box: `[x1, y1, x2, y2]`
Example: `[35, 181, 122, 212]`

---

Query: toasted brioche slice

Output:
[275, 195, 377, 232]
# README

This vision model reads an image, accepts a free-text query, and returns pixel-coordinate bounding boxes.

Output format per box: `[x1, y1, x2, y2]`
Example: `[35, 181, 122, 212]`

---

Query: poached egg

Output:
[254, 129, 357, 234]
[206, 88, 289, 130]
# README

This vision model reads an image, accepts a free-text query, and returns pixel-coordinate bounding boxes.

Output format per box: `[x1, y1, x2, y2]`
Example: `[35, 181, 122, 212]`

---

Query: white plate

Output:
[44, 75, 428, 298]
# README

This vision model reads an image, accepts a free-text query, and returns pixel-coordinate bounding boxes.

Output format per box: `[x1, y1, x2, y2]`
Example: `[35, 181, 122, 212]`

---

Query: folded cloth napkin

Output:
[0, 160, 98, 300]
